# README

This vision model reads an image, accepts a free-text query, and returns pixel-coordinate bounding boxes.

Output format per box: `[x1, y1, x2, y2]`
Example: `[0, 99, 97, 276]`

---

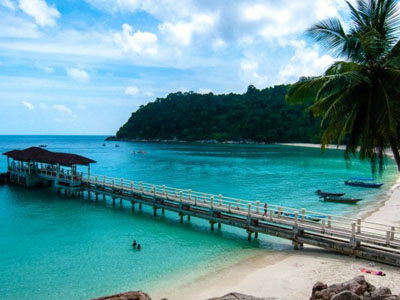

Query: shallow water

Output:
[0, 136, 397, 299]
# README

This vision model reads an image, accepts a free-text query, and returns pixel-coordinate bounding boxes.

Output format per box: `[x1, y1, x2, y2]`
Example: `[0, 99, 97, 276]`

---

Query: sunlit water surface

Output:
[0, 136, 397, 299]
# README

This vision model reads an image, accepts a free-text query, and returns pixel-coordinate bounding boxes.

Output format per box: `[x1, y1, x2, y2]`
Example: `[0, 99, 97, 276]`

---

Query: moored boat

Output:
[316, 190, 345, 197]
[345, 178, 383, 188]
[321, 195, 362, 204]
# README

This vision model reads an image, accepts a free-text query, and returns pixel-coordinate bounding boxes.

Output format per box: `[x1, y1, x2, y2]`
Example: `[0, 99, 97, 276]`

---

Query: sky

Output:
[0, 0, 361, 135]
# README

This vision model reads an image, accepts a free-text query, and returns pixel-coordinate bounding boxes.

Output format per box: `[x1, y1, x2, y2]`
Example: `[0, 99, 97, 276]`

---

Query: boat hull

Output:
[322, 196, 361, 204]
[345, 181, 383, 188]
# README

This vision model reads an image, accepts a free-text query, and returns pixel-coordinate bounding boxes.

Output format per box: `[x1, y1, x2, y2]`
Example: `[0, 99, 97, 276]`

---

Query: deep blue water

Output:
[0, 136, 397, 299]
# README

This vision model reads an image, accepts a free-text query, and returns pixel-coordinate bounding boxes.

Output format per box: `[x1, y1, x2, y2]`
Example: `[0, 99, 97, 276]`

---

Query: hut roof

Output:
[3, 147, 96, 166]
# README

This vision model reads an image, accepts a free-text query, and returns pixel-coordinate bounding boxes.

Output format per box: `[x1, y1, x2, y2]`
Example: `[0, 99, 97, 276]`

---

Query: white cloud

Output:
[212, 38, 227, 50]
[240, 56, 269, 87]
[52, 104, 77, 118]
[66, 67, 90, 82]
[18, 0, 60, 27]
[1, 0, 15, 10]
[278, 40, 334, 83]
[125, 86, 139, 96]
[22, 101, 34, 110]
[36, 63, 54, 73]
[115, 24, 158, 56]
[159, 13, 215, 47]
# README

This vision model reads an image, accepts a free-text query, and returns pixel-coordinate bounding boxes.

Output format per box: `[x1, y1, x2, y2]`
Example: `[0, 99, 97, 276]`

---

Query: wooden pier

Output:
[3, 147, 400, 267]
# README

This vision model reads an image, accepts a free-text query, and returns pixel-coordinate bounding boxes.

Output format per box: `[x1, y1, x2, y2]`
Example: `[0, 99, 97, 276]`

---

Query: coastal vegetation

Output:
[286, 0, 400, 173]
[116, 85, 320, 143]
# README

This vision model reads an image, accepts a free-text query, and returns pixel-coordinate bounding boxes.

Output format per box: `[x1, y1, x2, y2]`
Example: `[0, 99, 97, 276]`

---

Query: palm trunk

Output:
[389, 136, 400, 172]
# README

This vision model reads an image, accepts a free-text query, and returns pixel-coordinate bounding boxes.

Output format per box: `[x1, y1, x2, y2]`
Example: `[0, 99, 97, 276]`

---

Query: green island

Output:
[115, 84, 320, 143]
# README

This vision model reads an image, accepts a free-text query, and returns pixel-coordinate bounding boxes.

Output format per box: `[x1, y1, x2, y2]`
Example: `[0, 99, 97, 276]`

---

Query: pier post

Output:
[95, 193, 98, 202]
[210, 221, 214, 231]
[391, 226, 396, 240]
[219, 194, 222, 206]
[248, 203, 251, 216]
[218, 223, 221, 229]
[247, 231, 252, 241]
[256, 201, 260, 214]
[103, 194, 105, 201]
[120, 198, 122, 205]
[180, 214, 183, 223]
[301, 208, 305, 221]
[112, 197, 116, 206]
[131, 201, 135, 211]
[255, 232, 258, 238]
[357, 218, 361, 234]
[154, 206, 157, 217]
[162, 208, 165, 215]
[64, 189, 67, 196]
[139, 203, 142, 210]
[187, 215, 190, 221]
[88, 191, 91, 199]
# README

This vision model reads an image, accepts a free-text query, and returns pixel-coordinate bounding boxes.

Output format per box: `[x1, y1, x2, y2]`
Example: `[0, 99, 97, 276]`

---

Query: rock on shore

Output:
[207, 292, 273, 300]
[92, 291, 151, 300]
[310, 276, 399, 300]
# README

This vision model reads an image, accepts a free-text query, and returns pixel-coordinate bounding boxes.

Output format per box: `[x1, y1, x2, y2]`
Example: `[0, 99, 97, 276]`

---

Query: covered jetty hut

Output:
[3, 147, 96, 188]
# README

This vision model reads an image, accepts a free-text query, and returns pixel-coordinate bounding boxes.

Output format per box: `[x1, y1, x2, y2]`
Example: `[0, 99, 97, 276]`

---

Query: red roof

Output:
[3, 147, 96, 166]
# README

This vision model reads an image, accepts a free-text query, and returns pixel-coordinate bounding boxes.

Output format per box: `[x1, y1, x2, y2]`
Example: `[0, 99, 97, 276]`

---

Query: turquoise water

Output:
[0, 136, 397, 299]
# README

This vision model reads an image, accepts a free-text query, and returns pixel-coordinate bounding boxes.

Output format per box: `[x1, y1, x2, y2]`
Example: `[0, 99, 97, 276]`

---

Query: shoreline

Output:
[151, 144, 400, 300]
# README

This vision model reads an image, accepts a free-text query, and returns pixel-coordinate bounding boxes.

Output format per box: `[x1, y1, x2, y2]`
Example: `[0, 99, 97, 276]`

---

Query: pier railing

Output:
[83, 173, 400, 251]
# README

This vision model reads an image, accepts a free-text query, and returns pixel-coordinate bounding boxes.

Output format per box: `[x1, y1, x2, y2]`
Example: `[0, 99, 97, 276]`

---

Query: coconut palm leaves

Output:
[286, 0, 400, 173]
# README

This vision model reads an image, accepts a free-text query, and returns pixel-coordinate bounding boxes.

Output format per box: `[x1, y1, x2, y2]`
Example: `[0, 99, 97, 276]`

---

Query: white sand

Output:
[151, 145, 400, 300]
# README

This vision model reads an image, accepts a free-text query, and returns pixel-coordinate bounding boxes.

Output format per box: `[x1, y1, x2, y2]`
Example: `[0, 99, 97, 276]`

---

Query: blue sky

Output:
[0, 0, 365, 134]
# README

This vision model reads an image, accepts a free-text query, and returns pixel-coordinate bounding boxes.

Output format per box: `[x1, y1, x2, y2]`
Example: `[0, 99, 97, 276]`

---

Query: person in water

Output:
[137, 244, 141, 250]
[132, 240, 137, 247]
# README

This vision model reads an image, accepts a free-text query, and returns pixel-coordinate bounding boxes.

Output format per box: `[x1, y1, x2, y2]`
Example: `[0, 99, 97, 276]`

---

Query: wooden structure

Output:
[3, 147, 95, 190]
[2, 148, 400, 266]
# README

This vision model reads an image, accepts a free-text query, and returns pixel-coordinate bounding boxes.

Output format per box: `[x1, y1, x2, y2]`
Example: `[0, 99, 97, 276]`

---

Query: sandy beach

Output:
[152, 144, 400, 300]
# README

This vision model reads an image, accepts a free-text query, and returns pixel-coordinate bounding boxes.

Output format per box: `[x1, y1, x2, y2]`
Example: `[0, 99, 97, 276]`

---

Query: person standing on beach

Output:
[263, 203, 268, 216]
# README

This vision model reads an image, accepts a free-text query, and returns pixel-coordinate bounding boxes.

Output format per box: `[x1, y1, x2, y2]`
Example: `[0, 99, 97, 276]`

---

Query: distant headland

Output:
[110, 85, 321, 144]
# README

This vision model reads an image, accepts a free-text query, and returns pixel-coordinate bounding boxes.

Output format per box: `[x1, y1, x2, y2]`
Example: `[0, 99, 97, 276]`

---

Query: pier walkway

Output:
[3, 147, 400, 267]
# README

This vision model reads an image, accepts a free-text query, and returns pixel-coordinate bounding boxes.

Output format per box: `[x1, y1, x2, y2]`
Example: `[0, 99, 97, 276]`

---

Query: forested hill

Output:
[116, 85, 320, 143]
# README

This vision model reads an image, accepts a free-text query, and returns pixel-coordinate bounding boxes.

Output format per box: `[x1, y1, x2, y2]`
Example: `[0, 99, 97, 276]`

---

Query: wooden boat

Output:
[316, 190, 345, 197]
[321, 195, 362, 204]
[345, 180, 383, 188]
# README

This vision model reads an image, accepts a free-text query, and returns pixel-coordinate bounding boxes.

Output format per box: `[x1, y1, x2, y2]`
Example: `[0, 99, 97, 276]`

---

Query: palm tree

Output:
[286, 0, 400, 173]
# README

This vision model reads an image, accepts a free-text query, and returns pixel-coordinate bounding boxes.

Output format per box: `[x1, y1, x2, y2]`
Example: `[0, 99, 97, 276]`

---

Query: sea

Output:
[0, 135, 397, 299]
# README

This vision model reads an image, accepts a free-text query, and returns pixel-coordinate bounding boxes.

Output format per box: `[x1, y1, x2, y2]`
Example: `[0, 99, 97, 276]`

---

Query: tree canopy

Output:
[286, 0, 400, 173]
[116, 85, 320, 143]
